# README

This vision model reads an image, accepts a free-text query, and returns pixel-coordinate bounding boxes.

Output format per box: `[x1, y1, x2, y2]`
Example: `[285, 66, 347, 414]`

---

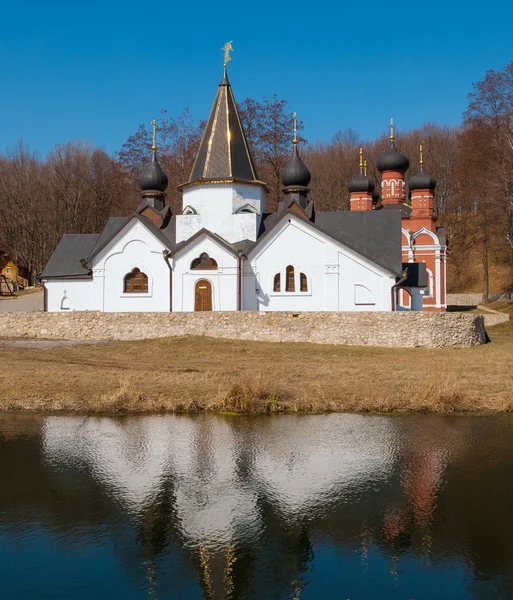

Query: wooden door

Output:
[194, 279, 212, 311]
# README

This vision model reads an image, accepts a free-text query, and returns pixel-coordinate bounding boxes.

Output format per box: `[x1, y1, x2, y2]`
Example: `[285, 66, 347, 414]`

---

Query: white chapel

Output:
[41, 61, 433, 313]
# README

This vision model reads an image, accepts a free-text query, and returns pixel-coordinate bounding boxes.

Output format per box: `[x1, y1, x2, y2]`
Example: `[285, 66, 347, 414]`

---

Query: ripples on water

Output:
[0, 413, 512, 599]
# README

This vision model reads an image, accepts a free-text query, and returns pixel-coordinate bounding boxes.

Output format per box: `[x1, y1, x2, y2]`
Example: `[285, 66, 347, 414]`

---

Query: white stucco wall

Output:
[172, 233, 238, 312]
[243, 216, 395, 312]
[93, 219, 170, 313]
[45, 211, 397, 314]
[177, 183, 266, 243]
[44, 279, 95, 312]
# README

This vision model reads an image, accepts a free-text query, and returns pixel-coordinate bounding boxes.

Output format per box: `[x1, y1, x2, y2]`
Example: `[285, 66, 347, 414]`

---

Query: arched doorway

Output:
[194, 279, 212, 311]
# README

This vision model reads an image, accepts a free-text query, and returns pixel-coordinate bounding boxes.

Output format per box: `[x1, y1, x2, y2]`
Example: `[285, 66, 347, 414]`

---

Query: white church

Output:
[41, 61, 430, 313]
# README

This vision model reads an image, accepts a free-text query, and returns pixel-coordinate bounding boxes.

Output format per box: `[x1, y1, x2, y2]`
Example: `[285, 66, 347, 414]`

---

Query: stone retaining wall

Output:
[448, 293, 513, 306]
[0, 311, 487, 348]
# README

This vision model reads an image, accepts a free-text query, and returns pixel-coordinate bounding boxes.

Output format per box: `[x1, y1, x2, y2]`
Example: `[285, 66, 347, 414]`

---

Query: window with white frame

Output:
[421, 268, 434, 298]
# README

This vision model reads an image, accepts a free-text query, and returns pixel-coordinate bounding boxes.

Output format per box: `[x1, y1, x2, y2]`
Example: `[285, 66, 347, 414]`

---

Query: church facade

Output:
[41, 63, 446, 313]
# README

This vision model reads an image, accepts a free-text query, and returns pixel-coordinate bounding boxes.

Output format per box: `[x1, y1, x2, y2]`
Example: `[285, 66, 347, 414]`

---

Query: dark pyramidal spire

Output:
[185, 44, 262, 187]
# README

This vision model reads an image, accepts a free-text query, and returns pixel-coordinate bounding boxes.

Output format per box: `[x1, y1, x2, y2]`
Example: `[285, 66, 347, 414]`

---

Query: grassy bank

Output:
[1, 320, 512, 415]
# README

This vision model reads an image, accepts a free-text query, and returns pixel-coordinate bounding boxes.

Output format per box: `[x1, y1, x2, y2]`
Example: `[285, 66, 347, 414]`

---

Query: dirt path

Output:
[0, 290, 43, 313]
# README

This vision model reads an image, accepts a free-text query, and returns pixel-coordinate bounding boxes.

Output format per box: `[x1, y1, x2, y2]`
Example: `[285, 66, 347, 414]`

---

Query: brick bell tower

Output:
[376, 119, 409, 207]
[348, 148, 375, 211]
[409, 145, 437, 230]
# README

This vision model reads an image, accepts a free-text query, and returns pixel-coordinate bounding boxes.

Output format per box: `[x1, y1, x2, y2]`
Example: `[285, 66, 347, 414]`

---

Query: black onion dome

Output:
[409, 167, 436, 191]
[139, 151, 168, 192]
[281, 144, 311, 188]
[348, 173, 375, 193]
[376, 142, 410, 173]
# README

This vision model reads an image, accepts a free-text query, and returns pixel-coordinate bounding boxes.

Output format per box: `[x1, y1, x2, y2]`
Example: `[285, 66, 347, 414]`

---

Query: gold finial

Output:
[151, 118, 157, 152]
[390, 118, 395, 142]
[359, 147, 363, 170]
[364, 159, 368, 177]
[419, 144, 424, 167]
[222, 41, 233, 66]
[293, 112, 298, 144]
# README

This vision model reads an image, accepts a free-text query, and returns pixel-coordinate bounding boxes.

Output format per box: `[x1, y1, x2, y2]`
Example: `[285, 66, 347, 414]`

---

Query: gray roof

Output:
[314, 210, 402, 275]
[88, 217, 127, 260]
[40, 234, 99, 279]
[42, 204, 403, 280]
[183, 67, 263, 188]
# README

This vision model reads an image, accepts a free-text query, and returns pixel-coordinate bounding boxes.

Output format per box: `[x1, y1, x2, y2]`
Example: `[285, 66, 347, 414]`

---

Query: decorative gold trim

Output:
[204, 87, 224, 177]
[188, 88, 221, 181]
[226, 85, 232, 177]
[228, 85, 258, 181]
[178, 177, 269, 192]
[151, 118, 157, 152]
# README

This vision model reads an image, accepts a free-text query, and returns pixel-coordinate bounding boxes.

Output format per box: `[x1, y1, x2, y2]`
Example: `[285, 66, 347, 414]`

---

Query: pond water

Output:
[1, 413, 513, 599]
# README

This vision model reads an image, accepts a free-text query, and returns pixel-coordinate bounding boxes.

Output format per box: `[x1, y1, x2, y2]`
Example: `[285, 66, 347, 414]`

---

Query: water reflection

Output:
[1, 413, 512, 599]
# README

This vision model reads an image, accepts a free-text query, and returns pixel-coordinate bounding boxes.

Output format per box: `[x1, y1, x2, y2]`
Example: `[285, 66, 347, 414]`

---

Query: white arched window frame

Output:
[421, 267, 434, 298]
[235, 203, 259, 215]
[183, 205, 198, 215]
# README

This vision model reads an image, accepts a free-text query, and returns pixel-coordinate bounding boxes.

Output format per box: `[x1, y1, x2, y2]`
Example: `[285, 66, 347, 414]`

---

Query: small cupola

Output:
[377, 119, 409, 173]
[281, 114, 312, 211]
[139, 121, 168, 195]
[409, 145, 436, 191]
[348, 149, 375, 194]
[281, 142, 311, 188]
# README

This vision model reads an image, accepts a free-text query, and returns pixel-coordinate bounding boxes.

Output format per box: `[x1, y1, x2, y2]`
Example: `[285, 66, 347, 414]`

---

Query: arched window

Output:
[191, 253, 218, 270]
[124, 268, 148, 293]
[300, 273, 308, 292]
[422, 268, 434, 298]
[286, 265, 295, 292]
[273, 273, 281, 292]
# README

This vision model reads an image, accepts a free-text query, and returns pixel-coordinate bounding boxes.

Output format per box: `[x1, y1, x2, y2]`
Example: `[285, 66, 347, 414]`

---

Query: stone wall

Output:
[448, 293, 513, 306]
[0, 311, 487, 348]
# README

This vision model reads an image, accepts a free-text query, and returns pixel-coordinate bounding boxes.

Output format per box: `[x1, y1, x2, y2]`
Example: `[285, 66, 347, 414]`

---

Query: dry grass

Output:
[486, 299, 513, 315]
[1, 321, 513, 415]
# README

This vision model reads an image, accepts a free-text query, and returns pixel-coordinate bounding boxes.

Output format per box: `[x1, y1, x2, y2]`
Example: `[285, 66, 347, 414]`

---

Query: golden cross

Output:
[222, 41, 233, 65]
[151, 119, 157, 151]
[364, 160, 368, 177]
[390, 118, 395, 142]
[293, 112, 298, 144]
[359, 147, 363, 169]
[419, 144, 424, 167]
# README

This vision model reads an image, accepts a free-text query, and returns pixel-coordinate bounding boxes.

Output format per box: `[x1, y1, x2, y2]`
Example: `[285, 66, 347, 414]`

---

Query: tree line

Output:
[1, 62, 512, 294]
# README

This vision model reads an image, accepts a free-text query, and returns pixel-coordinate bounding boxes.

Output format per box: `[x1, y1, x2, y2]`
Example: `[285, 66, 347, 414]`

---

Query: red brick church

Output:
[348, 122, 446, 312]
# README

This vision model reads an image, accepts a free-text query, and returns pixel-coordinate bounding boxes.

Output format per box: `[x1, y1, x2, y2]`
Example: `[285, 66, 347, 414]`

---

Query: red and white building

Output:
[348, 131, 447, 312]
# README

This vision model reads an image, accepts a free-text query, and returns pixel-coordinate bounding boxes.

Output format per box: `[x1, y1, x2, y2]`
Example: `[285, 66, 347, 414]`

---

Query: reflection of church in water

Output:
[3, 413, 513, 598]
[41, 47, 447, 313]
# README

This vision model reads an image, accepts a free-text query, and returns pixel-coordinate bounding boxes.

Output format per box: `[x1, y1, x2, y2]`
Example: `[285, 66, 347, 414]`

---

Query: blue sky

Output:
[1, 0, 512, 156]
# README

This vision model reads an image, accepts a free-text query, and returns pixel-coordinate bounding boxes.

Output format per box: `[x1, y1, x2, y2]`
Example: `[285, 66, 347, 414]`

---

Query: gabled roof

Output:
[252, 209, 403, 276]
[40, 234, 99, 279]
[314, 211, 402, 275]
[86, 214, 174, 264]
[171, 228, 241, 258]
[182, 67, 263, 188]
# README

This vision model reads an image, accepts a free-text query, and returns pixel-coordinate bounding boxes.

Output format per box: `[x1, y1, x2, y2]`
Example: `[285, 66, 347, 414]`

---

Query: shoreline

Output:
[1, 320, 512, 416]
